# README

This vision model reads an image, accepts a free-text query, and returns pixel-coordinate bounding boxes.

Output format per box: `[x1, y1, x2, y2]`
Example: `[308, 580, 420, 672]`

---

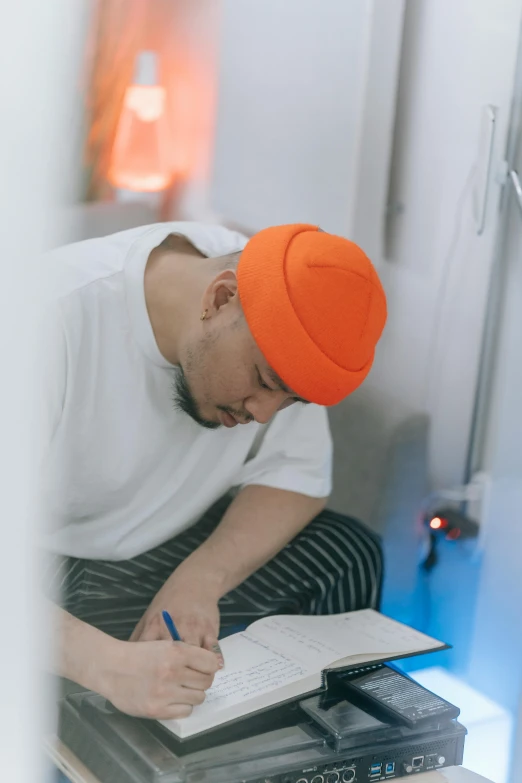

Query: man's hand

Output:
[54, 607, 220, 721]
[130, 575, 225, 667]
[99, 638, 219, 719]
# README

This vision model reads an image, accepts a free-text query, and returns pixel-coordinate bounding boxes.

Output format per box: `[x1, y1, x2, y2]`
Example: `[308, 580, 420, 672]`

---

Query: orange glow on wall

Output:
[108, 51, 172, 192]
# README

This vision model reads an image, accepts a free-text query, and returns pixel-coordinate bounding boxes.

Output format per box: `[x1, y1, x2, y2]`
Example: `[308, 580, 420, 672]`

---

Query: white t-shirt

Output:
[41, 222, 332, 561]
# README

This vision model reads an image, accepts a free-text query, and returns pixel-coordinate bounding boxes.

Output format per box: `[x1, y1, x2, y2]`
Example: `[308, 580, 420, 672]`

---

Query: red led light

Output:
[429, 516, 449, 530]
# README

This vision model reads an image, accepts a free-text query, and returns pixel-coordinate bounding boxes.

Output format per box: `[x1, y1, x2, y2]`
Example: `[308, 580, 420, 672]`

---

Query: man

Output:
[41, 221, 386, 720]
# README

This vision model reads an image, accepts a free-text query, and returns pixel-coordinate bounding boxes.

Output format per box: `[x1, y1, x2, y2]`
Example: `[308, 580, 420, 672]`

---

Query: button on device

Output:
[437, 757, 446, 766]
[403, 763, 413, 774]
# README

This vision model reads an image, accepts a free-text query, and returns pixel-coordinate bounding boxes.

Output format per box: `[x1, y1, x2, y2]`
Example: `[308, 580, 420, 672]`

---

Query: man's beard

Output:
[172, 367, 220, 429]
[173, 367, 254, 429]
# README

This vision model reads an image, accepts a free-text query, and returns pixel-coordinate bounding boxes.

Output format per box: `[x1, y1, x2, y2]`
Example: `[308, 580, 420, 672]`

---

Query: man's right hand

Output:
[98, 638, 220, 720]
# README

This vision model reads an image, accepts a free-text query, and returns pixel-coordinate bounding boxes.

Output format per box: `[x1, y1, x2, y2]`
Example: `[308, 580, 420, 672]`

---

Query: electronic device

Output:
[328, 664, 460, 729]
[57, 665, 466, 783]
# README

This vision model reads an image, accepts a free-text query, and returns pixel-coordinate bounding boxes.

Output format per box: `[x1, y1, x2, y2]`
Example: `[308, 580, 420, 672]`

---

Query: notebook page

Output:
[161, 629, 317, 737]
[249, 609, 444, 670]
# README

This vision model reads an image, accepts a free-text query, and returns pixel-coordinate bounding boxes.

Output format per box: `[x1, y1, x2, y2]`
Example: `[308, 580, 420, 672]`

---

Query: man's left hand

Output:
[130, 576, 224, 668]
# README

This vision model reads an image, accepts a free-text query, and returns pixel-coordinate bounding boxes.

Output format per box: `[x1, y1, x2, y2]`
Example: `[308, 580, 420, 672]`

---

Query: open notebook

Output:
[160, 609, 446, 739]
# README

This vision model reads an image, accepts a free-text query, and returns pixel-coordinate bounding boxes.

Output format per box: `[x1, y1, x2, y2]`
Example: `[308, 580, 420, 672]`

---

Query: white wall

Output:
[208, 0, 522, 492]
[211, 0, 404, 250]
[467, 135, 522, 715]
[212, 0, 371, 233]
[380, 0, 522, 488]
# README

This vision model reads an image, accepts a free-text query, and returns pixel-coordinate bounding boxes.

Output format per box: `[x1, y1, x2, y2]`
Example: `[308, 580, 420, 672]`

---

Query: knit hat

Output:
[237, 224, 387, 406]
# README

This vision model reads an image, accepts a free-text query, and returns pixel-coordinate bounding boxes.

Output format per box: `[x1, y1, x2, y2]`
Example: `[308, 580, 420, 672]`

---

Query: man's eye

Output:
[256, 366, 276, 392]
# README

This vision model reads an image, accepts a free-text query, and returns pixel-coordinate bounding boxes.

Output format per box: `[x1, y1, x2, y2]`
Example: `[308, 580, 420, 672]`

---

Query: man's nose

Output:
[244, 392, 287, 424]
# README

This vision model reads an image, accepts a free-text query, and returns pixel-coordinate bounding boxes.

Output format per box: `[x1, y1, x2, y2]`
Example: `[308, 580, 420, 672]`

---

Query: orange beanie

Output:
[237, 224, 387, 406]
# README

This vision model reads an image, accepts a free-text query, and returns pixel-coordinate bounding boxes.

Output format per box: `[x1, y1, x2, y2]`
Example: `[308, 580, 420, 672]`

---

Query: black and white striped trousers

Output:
[44, 497, 383, 641]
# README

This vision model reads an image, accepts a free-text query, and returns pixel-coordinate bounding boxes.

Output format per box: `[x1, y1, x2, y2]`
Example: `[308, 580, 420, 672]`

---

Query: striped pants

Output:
[45, 497, 383, 641]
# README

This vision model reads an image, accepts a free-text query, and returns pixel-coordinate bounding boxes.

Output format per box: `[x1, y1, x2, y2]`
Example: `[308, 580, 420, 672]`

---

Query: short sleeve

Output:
[35, 304, 68, 539]
[235, 403, 332, 498]
[38, 304, 67, 458]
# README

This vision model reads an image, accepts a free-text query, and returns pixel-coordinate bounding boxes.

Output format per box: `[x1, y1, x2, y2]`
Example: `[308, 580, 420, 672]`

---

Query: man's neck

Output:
[155, 233, 205, 258]
[144, 234, 206, 365]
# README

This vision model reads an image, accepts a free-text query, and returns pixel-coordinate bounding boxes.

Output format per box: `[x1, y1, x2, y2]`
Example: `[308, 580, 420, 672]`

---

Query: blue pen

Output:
[162, 610, 182, 642]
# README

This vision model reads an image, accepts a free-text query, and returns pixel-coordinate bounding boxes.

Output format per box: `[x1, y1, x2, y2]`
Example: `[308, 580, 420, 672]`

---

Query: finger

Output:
[183, 645, 220, 675]
[203, 634, 225, 669]
[179, 669, 215, 691]
[178, 686, 207, 707]
[144, 683, 206, 716]
[178, 627, 205, 648]
[154, 704, 193, 721]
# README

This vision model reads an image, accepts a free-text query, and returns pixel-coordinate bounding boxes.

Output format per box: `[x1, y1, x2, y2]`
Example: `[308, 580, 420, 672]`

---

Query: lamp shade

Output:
[108, 51, 171, 192]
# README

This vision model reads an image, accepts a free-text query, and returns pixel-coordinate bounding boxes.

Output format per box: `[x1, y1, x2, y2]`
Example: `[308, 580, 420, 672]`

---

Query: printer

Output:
[58, 664, 466, 783]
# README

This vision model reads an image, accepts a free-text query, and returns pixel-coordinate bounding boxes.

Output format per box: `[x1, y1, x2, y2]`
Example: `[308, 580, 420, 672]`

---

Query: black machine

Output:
[58, 665, 466, 783]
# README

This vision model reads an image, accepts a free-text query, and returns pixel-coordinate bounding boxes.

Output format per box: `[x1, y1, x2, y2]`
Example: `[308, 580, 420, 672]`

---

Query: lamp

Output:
[108, 51, 171, 192]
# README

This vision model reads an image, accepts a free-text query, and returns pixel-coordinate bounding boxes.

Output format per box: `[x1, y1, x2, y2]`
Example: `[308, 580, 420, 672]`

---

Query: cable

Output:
[422, 164, 477, 406]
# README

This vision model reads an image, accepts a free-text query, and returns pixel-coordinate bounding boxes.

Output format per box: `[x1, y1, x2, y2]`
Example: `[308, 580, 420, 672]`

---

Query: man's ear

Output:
[202, 270, 238, 317]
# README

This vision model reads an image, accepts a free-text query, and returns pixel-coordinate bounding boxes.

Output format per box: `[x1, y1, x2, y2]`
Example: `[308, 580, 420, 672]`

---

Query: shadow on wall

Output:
[327, 383, 429, 629]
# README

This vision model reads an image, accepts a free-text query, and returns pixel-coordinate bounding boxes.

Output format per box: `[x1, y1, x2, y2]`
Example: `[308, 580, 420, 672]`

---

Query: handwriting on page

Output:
[250, 610, 440, 668]
[206, 657, 306, 704]
[333, 611, 440, 651]
[257, 618, 344, 658]
[203, 633, 309, 708]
